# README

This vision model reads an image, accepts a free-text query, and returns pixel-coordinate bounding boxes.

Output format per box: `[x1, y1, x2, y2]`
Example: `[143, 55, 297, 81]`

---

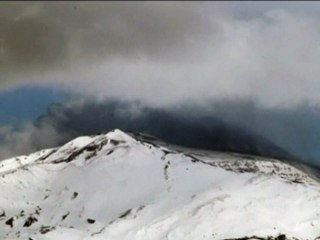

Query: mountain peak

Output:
[106, 128, 136, 142]
[0, 130, 319, 239]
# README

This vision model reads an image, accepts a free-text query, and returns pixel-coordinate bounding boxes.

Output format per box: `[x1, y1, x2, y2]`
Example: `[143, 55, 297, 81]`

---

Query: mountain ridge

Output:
[0, 129, 319, 239]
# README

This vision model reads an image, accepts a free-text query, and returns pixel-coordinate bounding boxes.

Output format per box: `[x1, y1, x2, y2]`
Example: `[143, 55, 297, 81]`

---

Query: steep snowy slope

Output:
[0, 129, 319, 240]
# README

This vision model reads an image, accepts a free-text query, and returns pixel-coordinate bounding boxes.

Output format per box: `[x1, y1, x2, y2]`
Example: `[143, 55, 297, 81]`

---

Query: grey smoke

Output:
[1, 2, 320, 168]
[1, 2, 320, 108]
[1, 98, 319, 168]
[0, 2, 223, 88]
[0, 122, 67, 159]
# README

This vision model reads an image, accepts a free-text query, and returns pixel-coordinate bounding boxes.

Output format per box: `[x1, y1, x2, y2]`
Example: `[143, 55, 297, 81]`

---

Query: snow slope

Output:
[0, 129, 319, 240]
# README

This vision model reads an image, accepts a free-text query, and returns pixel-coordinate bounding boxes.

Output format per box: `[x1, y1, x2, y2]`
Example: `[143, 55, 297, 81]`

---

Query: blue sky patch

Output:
[0, 85, 67, 127]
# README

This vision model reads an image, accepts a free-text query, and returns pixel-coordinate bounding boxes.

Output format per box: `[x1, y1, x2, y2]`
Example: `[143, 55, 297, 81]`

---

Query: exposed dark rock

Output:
[61, 212, 70, 221]
[0, 211, 6, 218]
[224, 234, 288, 240]
[40, 225, 53, 234]
[110, 139, 125, 146]
[119, 209, 132, 219]
[87, 218, 95, 224]
[35, 206, 41, 215]
[5, 217, 14, 228]
[71, 192, 78, 200]
[23, 216, 38, 227]
[106, 150, 114, 156]
[53, 141, 108, 164]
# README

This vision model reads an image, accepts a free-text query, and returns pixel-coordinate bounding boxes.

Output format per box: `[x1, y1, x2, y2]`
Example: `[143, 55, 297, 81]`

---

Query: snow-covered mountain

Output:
[0, 129, 319, 240]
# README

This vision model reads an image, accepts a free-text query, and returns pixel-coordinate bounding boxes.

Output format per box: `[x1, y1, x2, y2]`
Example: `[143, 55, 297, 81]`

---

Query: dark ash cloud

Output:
[37, 99, 320, 166]
[1, 2, 320, 170]
[1, 97, 320, 169]
[0, 98, 311, 165]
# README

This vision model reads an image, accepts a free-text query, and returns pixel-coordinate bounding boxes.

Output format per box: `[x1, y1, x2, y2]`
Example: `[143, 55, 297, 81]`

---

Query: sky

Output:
[0, 85, 66, 126]
[1, 1, 320, 167]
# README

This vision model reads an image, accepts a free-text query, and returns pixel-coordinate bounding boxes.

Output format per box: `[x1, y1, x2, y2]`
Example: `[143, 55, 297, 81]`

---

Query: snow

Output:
[0, 129, 319, 239]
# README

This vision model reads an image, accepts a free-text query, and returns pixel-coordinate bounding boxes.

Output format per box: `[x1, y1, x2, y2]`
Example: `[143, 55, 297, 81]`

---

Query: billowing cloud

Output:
[0, 122, 67, 159]
[0, 98, 294, 163]
[1, 97, 320, 168]
[1, 2, 320, 108]
[0, 2, 224, 87]
[1, 2, 320, 167]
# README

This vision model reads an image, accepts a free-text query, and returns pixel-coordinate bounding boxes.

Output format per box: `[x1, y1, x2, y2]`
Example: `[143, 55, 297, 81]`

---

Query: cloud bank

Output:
[1, 98, 320, 168]
[0, 98, 292, 162]
[1, 2, 320, 167]
[1, 2, 320, 108]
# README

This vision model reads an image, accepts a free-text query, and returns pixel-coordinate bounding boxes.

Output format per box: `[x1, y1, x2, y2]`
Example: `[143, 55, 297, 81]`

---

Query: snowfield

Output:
[0, 129, 319, 240]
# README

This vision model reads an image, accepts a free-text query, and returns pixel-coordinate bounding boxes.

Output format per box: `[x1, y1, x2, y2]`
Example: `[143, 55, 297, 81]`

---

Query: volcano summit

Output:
[0, 129, 319, 239]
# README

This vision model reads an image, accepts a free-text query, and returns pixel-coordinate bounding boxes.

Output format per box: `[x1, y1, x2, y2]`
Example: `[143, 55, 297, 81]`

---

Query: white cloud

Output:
[2, 2, 320, 108]
[0, 122, 67, 159]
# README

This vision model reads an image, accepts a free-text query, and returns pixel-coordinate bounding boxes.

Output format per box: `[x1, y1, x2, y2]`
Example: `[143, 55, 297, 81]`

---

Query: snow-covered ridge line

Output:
[132, 132, 318, 185]
[0, 129, 319, 239]
[0, 129, 131, 173]
[0, 129, 317, 186]
[187, 154, 317, 185]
